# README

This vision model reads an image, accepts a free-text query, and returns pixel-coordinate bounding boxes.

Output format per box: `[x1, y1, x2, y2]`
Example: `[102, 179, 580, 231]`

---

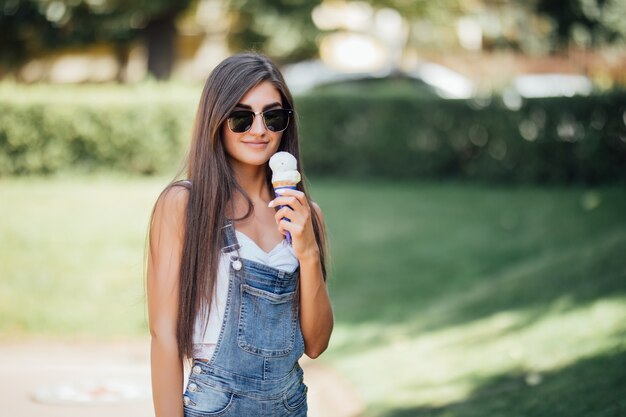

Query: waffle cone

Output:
[272, 180, 298, 188]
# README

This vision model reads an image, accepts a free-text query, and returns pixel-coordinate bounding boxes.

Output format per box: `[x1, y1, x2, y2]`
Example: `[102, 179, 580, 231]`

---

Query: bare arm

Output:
[271, 191, 334, 359]
[147, 186, 188, 417]
[298, 202, 334, 358]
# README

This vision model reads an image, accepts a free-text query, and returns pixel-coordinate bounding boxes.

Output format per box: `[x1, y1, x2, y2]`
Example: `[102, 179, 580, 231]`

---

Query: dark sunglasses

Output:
[227, 109, 293, 133]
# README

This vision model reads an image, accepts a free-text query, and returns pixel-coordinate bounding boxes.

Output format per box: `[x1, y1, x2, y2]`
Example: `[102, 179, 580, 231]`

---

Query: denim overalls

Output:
[183, 219, 308, 416]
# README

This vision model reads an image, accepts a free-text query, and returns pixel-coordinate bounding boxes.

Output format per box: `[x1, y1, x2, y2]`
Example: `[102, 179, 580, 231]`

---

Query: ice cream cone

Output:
[269, 152, 301, 245]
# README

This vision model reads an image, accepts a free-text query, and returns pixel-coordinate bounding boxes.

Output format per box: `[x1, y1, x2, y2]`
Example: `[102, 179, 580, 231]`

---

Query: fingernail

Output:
[268, 200, 274, 207]
[275, 188, 286, 194]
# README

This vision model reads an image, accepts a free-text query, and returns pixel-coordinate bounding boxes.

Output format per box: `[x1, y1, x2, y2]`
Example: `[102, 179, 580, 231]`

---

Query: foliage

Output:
[0, 82, 197, 175]
[2, 0, 625, 77]
[0, 0, 191, 71]
[1, 82, 625, 184]
[226, 0, 320, 64]
[367, 0, 462, 21]
[296, 86, 626, 184]
[535, 0, 626, 47]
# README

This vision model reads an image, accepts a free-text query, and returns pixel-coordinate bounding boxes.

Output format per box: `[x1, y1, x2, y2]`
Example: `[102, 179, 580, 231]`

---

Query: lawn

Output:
[1, 175, 625, 416]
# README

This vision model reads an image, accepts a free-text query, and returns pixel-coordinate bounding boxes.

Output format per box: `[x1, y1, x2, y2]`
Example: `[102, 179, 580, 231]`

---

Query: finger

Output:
[274, 206, 303, 224]
[274, 188, 308, 206]
[269, 195, 304, 209]
[274, 207, 290, 224]
[278, 218, 303, 236]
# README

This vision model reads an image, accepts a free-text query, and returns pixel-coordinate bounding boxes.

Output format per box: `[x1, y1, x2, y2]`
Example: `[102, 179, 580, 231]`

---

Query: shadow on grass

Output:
[319, 180, 626, 348]
[409, 229, 626, 333]
[381, 348, 626, 417]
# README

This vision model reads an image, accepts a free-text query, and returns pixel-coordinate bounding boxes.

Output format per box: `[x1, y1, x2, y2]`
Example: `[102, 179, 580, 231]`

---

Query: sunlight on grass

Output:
[0, 175, 170, 338]
[307, 178, 626, 416]
[329, 297, 626, 415]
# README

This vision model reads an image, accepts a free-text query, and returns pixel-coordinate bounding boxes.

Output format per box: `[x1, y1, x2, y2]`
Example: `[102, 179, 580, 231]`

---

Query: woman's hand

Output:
[269, 188, 320, 262]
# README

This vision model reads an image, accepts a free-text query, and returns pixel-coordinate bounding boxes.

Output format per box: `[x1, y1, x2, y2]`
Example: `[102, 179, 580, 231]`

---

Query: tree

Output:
[226, 0, 320, 64]
[534, 0, 626, 48]
[0, 0, 192, 80]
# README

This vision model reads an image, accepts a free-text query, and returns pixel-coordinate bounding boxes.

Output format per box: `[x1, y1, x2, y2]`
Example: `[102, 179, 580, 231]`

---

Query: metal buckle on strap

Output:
[221, 243, 240, 254]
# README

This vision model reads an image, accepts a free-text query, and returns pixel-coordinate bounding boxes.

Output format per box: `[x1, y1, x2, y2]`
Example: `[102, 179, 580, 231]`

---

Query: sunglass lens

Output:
[264, 109, 290, 132]
[228, 111, 253, 133]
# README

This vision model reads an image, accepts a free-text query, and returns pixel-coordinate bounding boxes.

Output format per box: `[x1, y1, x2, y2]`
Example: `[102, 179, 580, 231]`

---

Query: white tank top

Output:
[191, 231, 299, 360]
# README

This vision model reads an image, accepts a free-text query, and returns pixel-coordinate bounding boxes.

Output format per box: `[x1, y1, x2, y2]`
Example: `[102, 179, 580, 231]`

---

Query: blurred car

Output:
[281, 59, 475, 99]
[281, 60, 376, 95]
[512, 73, 593, 98]
[406, 62, 476, 99]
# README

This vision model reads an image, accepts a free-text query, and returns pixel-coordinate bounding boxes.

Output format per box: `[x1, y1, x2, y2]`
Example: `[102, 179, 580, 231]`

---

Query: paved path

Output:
[0, 338, 364, 417]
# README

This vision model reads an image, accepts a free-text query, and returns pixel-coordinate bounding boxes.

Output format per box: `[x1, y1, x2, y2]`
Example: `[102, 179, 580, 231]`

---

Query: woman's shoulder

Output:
[154, 180, 191, 218]
[149, 180, 190, 241]
[164, 179, 191, 198]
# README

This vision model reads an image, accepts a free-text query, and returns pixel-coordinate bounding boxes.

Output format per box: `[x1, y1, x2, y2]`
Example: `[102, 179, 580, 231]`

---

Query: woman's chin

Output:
[244, 145, 280, 161]
[230, 153, 271, 167]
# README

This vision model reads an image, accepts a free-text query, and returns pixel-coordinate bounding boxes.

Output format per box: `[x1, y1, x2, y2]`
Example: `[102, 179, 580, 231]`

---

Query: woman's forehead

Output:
[237, 81, 282, 109]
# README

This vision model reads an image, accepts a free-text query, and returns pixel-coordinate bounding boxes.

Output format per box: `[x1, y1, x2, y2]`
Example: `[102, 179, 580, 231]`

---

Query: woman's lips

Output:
[243, 141, 269, 149]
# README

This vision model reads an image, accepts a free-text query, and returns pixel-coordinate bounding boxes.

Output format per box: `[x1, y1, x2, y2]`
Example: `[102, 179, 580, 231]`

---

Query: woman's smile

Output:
[242, 141, 269, 149]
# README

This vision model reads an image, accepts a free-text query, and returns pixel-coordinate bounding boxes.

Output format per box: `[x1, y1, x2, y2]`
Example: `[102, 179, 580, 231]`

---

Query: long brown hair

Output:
[148, 52, 328, 361]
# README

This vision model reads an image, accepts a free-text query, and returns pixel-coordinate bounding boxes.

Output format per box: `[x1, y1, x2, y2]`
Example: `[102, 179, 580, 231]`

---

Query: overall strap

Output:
[221, 219, 241, 254]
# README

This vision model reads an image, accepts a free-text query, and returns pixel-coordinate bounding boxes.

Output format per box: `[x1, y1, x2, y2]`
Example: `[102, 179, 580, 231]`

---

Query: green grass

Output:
[1, 175, 625, 416]
[0, 173, 166, 338]
[313, 178, 626, 416]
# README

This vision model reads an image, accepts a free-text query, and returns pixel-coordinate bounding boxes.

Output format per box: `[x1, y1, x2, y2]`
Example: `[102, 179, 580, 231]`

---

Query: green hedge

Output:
[1, 83, 625, 183]
[297, 89, 626, 184]
[0, 83, 197, 175]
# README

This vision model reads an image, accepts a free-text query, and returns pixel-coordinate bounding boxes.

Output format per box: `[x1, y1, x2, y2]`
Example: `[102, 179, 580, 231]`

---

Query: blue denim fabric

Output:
[183, 219, 307, 416]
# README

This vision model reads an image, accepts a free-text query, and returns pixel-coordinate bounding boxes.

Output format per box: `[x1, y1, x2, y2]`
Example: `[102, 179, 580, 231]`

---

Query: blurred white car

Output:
[513, 73, 593, 98]
[281, 60, 378, 95]
[407, 62, 476, 99]
[281, 59, 476, 99]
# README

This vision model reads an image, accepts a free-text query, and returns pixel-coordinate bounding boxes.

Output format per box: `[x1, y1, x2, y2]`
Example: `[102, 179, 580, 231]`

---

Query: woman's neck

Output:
[231, 161, 271, 202]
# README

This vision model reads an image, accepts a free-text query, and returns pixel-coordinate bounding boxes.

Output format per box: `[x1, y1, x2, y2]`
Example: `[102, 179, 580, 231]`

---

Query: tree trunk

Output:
[144, 11, 176, 80]
[113, 41, 130, 83]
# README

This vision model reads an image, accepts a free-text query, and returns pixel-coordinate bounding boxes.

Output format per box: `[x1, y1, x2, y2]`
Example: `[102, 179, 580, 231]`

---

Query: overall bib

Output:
[183, 219, 308, 416]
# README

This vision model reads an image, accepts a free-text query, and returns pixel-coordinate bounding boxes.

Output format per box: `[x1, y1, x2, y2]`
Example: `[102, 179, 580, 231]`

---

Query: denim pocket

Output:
[283, 382, 308, 413]
[183, 382, 234, 417]
[237, 283, 297, 357]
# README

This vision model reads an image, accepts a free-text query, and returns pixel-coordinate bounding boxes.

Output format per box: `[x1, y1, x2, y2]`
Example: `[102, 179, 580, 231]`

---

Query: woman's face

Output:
[222, 80, 285, 168]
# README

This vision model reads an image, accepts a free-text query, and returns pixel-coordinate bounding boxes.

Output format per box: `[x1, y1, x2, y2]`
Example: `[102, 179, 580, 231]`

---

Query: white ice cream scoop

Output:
[269, 152, 301, 184]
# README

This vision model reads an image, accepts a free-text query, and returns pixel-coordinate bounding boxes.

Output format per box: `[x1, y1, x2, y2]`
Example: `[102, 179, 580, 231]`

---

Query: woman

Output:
[146, 52, 334, 417]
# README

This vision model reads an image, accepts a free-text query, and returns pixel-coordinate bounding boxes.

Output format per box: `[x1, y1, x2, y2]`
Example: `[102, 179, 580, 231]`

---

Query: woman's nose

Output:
[249, 113, 266, 134]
